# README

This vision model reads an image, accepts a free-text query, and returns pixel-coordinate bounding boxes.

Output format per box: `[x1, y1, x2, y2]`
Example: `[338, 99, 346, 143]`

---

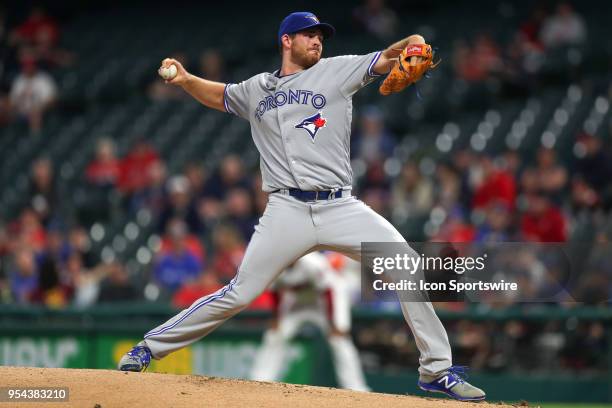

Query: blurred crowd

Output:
[0, 138, 271, 308]
[7, 101, 611, 307]
[453, 2, 586, 86]
[352, 105, 612, 240]
[0, 5, 76, 133]
[0, 0, 609, 375]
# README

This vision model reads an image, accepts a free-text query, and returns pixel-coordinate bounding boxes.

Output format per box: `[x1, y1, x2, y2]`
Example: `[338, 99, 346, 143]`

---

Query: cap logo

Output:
[307, 15, 320, 23]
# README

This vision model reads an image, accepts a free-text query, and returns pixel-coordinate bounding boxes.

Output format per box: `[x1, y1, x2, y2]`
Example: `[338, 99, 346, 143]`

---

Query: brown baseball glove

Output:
[379, 43, 440, 96]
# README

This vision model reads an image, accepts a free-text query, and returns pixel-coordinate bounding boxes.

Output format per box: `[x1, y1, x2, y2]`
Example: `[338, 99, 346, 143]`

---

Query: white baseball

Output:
[160, 64, 177, 80]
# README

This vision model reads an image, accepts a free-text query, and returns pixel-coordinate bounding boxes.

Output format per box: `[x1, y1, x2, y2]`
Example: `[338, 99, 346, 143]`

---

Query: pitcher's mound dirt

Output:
[0, 366, 517, 408]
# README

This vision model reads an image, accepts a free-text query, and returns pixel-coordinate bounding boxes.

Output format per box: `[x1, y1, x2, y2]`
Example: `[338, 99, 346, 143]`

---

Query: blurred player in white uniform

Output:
[250, 252, 369, 391]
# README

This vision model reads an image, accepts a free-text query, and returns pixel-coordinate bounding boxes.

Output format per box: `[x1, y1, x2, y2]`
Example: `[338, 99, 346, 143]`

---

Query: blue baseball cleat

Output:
[118, 343, 152, 372]
[417, 365, 486, 402]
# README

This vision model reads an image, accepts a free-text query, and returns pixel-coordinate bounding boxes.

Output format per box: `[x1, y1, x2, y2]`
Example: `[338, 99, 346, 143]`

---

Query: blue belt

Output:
[273, 188, 347, 202]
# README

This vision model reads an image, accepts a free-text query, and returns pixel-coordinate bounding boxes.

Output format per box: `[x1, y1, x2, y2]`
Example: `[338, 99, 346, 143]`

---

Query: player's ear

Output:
[280, 34, 292, 50]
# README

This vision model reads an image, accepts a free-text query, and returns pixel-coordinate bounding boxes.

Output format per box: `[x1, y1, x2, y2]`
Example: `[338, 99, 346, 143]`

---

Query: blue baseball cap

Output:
[278, 12, 335, 44]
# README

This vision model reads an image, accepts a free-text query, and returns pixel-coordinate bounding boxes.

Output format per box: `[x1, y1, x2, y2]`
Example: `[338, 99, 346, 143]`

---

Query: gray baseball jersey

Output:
[224, 51, 382, 192]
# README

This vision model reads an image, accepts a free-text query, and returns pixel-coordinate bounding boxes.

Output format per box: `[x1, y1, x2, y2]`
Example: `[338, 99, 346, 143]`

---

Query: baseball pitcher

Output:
[119, 11, 485, 401]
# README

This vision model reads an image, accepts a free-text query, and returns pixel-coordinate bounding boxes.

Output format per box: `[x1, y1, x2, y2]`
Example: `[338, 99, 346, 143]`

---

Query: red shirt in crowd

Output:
[117, 145, 160, 193]
[473, 170, 516, 210]
[433, 221, 476, 243]
[172, 278, 223, 308]
[15, 13, 60, 46]
[8, 217, 46, 251]
[173, 280, 274, 311]
[212, 247, 246, 283]
[521, 206, 567, 242]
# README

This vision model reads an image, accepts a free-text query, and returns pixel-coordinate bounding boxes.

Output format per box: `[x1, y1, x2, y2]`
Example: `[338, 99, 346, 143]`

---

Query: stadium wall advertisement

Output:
[0, 335, 314, 383]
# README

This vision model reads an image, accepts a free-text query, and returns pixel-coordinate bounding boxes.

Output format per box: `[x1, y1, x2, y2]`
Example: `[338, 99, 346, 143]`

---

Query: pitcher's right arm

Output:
[159, 58, 226, 112]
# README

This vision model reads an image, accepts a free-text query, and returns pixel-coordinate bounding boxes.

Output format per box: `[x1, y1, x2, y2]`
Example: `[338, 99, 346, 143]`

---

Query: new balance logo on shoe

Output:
[437, 375, 457, 389]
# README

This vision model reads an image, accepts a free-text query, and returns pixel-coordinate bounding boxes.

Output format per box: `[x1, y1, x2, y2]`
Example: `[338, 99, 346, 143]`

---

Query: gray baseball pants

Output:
[143, 192, 452, 376]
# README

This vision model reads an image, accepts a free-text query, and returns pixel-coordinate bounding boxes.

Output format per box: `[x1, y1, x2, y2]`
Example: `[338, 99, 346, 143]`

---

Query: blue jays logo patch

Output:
[295, 111, 327, 141]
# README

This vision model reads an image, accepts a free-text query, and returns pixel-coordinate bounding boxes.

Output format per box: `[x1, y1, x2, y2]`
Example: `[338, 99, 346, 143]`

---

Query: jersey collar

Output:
[273, 69, 300, 78]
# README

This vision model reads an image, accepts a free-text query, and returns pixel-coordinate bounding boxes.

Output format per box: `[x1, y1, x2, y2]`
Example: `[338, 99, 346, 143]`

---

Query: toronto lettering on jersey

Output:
[254, 89, 327, 122]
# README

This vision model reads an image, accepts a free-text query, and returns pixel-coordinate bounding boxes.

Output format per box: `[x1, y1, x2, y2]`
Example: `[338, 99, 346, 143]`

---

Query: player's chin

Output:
[303, 53, 321, 68]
